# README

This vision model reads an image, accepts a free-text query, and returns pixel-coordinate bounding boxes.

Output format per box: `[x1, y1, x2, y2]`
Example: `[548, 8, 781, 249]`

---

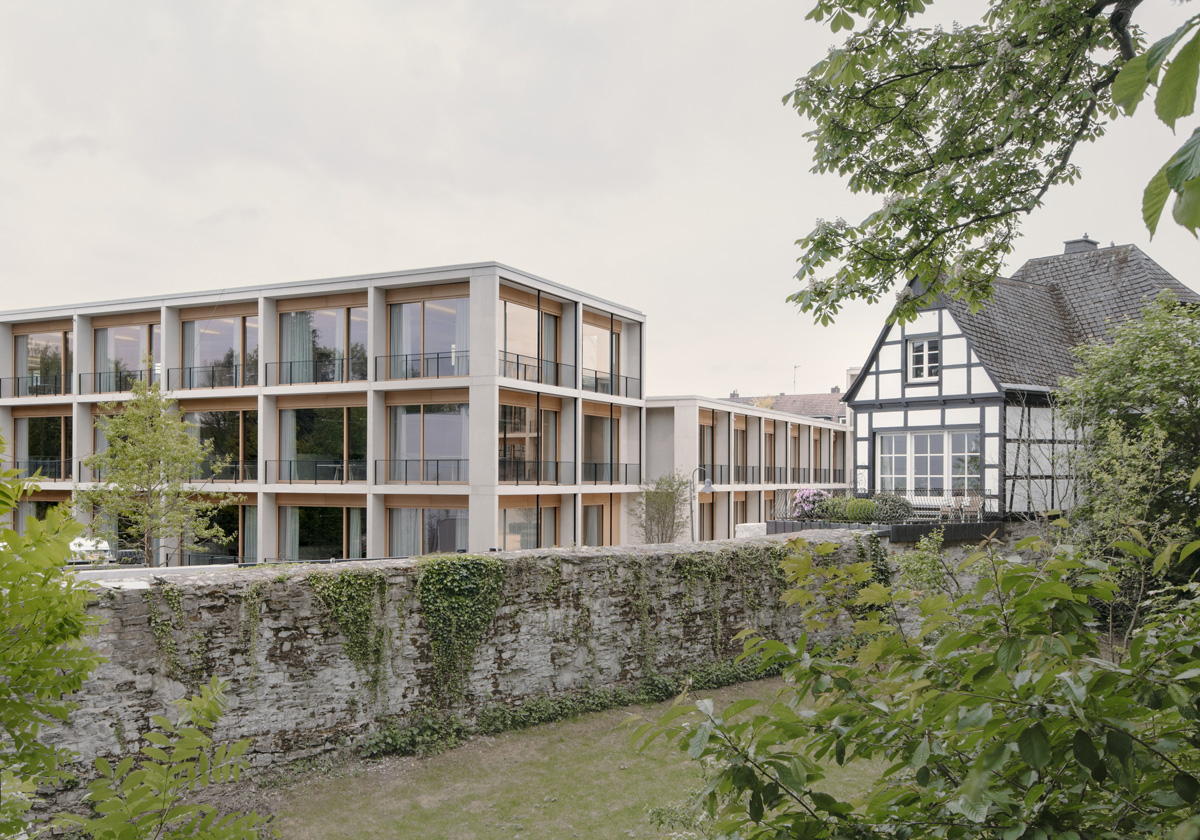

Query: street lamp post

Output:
[690, 466, 715, 542]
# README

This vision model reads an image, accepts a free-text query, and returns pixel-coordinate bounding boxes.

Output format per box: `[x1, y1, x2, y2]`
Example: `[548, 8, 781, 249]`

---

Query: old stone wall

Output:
[56, 533, 864, 770]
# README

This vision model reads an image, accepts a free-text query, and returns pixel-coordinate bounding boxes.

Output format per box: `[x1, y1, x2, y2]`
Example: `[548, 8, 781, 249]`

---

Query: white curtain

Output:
[242, 505, 258, 563]
[348, 508, 365, 558]
[279, 312, 313, 383]
[15, 335, 28, 379]
[280, 507, 299, 561]
[182, 321, 196, 370]
[94, 328, 111, 377]
[452, 298, 470, 373]
[279, 409, 297, 479]
[389, 508, 420, 557]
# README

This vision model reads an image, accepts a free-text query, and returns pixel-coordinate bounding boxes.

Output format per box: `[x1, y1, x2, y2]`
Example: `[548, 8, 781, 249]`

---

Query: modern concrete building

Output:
[646, 396, 851, 540]
[0, 262, 647, 561]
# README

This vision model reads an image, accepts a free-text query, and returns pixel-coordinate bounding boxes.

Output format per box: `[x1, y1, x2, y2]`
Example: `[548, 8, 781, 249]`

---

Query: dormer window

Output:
[907, 338, 940, 382]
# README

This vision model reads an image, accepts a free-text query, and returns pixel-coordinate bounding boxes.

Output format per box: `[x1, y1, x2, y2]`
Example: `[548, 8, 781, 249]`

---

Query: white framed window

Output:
[907, 338, 940, 382]
[876, 430, 981, 496]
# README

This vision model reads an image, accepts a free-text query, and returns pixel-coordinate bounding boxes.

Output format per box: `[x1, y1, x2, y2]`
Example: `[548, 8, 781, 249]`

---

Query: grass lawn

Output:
[268, 678, 879, 840]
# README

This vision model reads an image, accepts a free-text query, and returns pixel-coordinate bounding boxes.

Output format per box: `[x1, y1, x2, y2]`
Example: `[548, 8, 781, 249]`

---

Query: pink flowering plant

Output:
[790, 488, 828, 519]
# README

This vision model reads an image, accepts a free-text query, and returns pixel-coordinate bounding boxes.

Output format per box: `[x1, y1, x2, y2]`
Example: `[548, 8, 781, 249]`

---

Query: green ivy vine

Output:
[143, 581, 206, 688]
[307, 570, 389, 689]
[416, 555, 505, 704]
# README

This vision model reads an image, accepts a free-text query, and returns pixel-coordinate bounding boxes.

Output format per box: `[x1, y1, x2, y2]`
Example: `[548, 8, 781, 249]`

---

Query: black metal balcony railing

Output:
[733, 465, 760, 484]
[375, 351, 470, 381]
[697, 464, 729, 484]
[375, 458, 469, 484]
[189, 460, 258, 482]
[80, 369, 156, 394]
[1, 374, 70, 398]
[763, 466, 787, 484]
[168, 364, 256, 390]
[498, 352, 577, 388]
[789, 467, 810, 483]
[580, 368, 642, 399]
[9, 459, 73, 480]
[266, 459, 367, 483]
[266, 357, 368, 386]
[498, 459, 577, 485]
[581, 462, 642, 485]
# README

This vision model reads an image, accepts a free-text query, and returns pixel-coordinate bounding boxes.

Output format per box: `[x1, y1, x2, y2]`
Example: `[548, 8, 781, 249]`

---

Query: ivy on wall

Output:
[416, 555, 505, 704]
[306, 570, 389, 689]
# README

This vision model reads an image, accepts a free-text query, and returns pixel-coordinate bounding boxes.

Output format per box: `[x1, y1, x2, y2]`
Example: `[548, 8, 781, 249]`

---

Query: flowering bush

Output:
[790, 488, 828, 519]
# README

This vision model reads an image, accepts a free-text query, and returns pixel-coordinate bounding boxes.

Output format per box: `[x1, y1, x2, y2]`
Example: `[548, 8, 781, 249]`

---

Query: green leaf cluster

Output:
[416, 555, 506, 703]
[0, 453, 102, 834]
[306, 569, 389, 687]
[57, 676, 273, 839]
[641, 522, 1200, 838]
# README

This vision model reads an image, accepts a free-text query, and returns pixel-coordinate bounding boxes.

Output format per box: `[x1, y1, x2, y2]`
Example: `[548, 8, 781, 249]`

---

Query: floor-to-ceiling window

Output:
[498, 500, 559, 550]
[13, 328, 72, 396]
[388, 506, 468, 556]
[278, 506, 366, 561]
[276, 305, 367, 384]
[277, 406, 366, 481]
[582, 504, 604, 546]
[184, 409, 258, 480]
[581, 320, 616, 394]
[178, 315, 259, 387]
[186, 504, 257, 565]
[582, 414, 616, 482]
[497, 293, 568, 385]
[387, 296, 469, 378]
[93, 322, 158, 392]
[386, 403, 469, 482]
[13, 415, 72, 479]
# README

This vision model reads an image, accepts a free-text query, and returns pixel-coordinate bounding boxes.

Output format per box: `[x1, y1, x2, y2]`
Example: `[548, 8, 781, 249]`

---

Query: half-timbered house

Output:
[844, 237, 1200, 517]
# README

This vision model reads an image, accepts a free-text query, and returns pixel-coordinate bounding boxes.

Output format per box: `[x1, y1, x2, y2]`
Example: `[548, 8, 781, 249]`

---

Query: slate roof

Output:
[941, 244, 1199, 389]
[730, 392, 848, 421]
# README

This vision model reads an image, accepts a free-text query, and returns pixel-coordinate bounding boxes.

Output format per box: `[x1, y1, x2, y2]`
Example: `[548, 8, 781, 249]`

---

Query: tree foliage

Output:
[78, 375, 240, 567]
[634, 472, 694, 544]
[787, 0, 1200, 324]
[641, 515, 1200, 838]
[1058, 292, 1200, 558]
[58, 676, 274, 839]
[0, 454, 102, 835]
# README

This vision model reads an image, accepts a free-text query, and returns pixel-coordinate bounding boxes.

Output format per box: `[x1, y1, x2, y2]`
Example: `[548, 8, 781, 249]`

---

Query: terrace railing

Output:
[0, 374, 69, 397]
[580, 462, 642, 485]
[80, 368, 156, 394]
[266, 357, 368, 386]
[580, 368, 642, 398]
[498, 459, 576, 485]
[375, 350, 469, 380]
[167, 364, 255, 390]
[698, 464, 729, 484]
[498, 351, 576, 388]
[375, 458, 469, 484]
[9, 459, 73, 480]
[266, 459, 367, 483]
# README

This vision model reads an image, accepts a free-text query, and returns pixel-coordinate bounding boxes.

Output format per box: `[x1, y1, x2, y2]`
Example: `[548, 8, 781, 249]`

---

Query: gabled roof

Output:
[947, 244, 1198, 388]
[729, 392, 848, 420]
[847, 243, 1199, 399]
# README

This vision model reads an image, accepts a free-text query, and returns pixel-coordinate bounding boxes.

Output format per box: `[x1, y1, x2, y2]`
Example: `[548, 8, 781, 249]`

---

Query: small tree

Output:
[633, 472, 692, 544]
[78, 375, 239, 567]
[0, 452, 102, 835]
[58, 677, 275, 839]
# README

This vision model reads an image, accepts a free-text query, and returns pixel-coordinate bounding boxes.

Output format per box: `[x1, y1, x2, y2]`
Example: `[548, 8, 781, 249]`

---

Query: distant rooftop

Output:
[727, 388, 848, 422]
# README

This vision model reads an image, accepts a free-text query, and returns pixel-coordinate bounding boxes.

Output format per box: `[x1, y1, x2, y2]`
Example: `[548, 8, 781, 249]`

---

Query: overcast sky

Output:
[2, 1, 1197, 397]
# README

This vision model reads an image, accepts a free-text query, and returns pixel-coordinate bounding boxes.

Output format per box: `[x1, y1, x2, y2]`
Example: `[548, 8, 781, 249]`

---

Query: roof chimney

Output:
[730, 389, 739, 399]
[1064, 233, 1099, 254]
[831, 385, 841, 394]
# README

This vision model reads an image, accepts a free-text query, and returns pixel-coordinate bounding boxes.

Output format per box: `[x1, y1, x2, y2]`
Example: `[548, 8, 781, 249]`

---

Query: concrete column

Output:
[0, 322, 12, 398]
[258, 491, 277, 563]
[259, 297, 276, 386]
[0, 406, 12, 465]
[367, 286, 386, 382]
[367, 492, 387, 558]
[366, 387, 388, 558]
[160, 306, 181, 389]
[468, 271, 500, 552]
[75, 315, 94, 396]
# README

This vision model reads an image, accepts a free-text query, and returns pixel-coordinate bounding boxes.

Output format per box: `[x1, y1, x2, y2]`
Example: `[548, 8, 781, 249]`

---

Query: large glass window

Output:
[581, 322, 617, 393]
[186, 505, 257, 565]
[279, 506, 366, 561]
[14, 499, 60, 535]
[94, 324, 156, 391]
[384, 297, 469, 377]
[180, 316, 258, 387]
[499, 404, 536, 479]
[14, 330, 72, 395]
[14, 416, 72, 479]
[184, 410, 258, 480]
[387, 403, 469, 482]
[388, 507, 468, 557]
[277, 306, 367, 384]
[499, 506, 538, 550]
[582, 504, 605, 546]
[278, 406, 366, 481]
[876, 430, 982, 495]
[499, 300, 539, 358]
[583, 414, 616, 481]
[698, 422, 715, 473]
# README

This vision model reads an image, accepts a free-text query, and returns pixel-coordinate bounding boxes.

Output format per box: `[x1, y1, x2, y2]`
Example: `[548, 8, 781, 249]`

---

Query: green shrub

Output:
[814, 495, 849, 521]
[844, 498, 877, 522]
[360, 710, 467, 758]
[873, 493, 914, 523]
